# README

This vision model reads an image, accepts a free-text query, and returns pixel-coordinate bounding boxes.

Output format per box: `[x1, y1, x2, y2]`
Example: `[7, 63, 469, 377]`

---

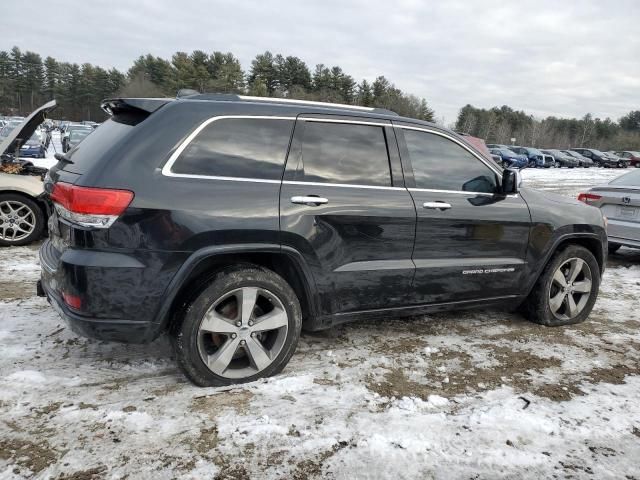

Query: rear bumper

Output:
[608, 235, 640, 249]
[38, 278, 158, 342]
[38, 239, 178, 343]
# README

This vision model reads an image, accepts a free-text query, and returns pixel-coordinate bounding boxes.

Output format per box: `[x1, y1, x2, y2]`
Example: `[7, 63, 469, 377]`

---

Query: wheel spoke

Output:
[549, 291, 565, 313]
[566, 294, 579, 317]
[568, 259, 584, 283]
[552, 269, 568, 288]
[252, 307, 288, 332]
[200, 310, 239, 334]
[207, 337, 241, 374]
[573, 280, 592, 294]
[244, 336, 272, 371]
[240, 287, 258, 325]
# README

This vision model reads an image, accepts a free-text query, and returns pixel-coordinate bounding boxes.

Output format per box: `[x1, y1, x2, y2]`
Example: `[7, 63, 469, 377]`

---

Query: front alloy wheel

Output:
[522, 245, 600, 326]
[548, 258, 592, 321]
[0, 194, 45, 246]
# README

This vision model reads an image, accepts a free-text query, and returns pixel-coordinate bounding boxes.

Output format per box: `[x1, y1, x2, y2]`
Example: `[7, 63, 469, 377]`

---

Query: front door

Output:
[280, 116, 416, 316]
[395, 124, 532, 305]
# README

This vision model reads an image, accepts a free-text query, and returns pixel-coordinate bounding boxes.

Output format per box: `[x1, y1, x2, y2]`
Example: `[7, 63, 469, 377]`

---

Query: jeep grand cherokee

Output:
[38, 94, 607, 386]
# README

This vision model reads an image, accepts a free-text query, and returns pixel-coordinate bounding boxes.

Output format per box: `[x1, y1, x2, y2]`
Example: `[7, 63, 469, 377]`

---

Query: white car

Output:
[0, 100, 56, 246]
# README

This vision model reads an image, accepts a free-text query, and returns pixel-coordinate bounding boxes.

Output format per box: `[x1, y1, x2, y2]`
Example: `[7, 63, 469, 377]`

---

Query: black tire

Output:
[171, 265, 302, 387]
[522, 245, 600, 326]
[608, 243, 622, 254]
[0, 193, 46, 246]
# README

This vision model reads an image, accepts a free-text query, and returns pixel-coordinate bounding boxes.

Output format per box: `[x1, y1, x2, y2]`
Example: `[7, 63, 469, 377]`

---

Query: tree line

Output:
[0, 46, 434, 122]
[455, 104, 640, 150]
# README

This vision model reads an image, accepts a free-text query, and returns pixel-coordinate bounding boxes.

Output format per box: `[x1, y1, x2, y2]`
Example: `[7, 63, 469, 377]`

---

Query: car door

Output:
[395, 123, 532, 305]
[279, 115, 416, 316]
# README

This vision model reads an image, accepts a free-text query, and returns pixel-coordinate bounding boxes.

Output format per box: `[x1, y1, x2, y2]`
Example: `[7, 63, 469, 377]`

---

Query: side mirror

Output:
[501, 168, 520, 194]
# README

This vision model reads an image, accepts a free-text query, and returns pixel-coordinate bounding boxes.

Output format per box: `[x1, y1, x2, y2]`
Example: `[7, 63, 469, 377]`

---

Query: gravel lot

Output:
[1, 167, 639, 479]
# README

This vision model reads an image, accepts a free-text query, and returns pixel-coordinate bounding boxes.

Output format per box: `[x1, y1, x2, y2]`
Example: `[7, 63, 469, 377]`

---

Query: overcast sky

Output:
[2, 0, 638, 124]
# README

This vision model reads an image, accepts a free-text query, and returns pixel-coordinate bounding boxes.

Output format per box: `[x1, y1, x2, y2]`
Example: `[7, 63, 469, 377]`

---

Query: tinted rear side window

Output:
[171, 118, 294, 180]
[65, 119, 134, 174]
[403, 129, 498, 193]
[298, 121, 391, 186]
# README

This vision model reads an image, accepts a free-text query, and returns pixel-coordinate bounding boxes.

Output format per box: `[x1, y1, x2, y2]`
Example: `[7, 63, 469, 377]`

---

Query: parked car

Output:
[489, 148, 528, 169]
[542, 153, 556, 168]
[0, 100, 57, 246]
[38, 94, 607, 387]
[486, 143, 512, 150]
[571, 148, 625, 168]
[603, 152, 629, 168]
[63, 128, 92, 152]
[615, 151, 640, 168]
[578, 169, 640, 253]
[18, 134, 47, 158]
[61, 124, 93, 151]
[561, 150, 593, 168]
[542, 149, 579, 168]
[509, 146, 546, 167]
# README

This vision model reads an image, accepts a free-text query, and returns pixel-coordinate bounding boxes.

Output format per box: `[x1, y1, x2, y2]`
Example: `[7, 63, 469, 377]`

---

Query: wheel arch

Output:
[525, 232, 605, 298]
[156, 244, 320, 335]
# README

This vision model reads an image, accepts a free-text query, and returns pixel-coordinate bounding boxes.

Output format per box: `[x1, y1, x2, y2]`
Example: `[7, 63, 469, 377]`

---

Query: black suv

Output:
[38, 95, 607, 386]
[571, 148, 626, 168]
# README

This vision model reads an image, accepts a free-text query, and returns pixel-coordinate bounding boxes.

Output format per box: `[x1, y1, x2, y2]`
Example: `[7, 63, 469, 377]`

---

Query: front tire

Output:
[522, 245, 600, 326]
[171, 265, 302, 387]
[0, 194, 45, 246]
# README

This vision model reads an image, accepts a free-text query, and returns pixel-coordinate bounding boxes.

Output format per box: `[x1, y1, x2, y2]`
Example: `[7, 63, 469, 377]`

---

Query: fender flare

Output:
[153, 243, 320, 329]
[524, 230, 606, 297]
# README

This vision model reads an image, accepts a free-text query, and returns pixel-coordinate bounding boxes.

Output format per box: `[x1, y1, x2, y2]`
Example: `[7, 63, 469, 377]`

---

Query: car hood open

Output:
[0, 100, 57, 157]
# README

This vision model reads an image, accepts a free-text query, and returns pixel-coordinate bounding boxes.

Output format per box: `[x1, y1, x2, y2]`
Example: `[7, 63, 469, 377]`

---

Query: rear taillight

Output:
[50, 182, 134, 228]
[62, 291, 82, 310]
[577, 192, 602, 204]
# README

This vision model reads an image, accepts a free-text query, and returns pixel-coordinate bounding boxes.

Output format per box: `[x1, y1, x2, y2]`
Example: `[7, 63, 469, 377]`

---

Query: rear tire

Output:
[522, 245, 600, 326]
[608, 243, 621, 254]
[171, 265, 302, 387]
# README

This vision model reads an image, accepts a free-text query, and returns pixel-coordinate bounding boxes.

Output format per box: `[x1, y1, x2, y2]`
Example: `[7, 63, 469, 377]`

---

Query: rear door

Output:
[395, 124, 532, 305]
[279, 115, 416, 315]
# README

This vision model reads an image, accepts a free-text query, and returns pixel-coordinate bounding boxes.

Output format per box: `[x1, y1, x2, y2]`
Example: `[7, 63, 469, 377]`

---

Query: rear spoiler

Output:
[100, 98, 173, 116]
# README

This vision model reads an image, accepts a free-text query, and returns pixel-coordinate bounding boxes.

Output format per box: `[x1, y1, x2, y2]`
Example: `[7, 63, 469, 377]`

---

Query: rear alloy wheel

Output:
[0, 194, 45, 246]
[172, 265, 302, 386]
[522, 245, 600, 326]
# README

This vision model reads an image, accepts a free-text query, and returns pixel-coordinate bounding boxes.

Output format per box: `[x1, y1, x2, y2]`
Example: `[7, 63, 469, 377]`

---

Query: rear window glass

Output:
[65, 119, 134, 174]
[610, 170, 640, 186]
[171, 118, 294, 180]
[298, 121, 391, 186]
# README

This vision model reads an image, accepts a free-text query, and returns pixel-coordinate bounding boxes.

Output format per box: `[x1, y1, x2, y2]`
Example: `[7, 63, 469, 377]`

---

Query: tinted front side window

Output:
[172, 118, 294, 180]
[299, 121, 391, 186]
[404, 130, 498, 193]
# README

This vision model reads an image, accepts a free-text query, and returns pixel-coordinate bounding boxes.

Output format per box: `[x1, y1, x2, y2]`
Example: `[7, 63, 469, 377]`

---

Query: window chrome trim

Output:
[298, 117, 391, 127]
[283, 180, 404, 191]
[408, 187, 495, 196]
[393, 124, 503, 176]
[161, 115, 295, 179]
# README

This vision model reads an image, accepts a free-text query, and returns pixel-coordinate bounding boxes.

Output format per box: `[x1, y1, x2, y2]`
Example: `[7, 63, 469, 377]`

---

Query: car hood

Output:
[0, 100, 56, 157]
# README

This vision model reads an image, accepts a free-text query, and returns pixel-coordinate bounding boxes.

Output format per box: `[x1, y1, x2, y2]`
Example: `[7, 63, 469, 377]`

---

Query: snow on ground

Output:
[1, 168, 640, 479]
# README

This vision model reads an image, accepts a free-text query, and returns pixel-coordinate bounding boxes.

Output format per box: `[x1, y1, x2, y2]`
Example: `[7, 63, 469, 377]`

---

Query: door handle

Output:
[423, 201, 452, 210]
[291, 196, 329, 206]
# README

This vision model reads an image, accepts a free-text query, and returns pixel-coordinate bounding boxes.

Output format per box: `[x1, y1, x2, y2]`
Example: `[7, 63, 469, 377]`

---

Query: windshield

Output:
[25, 135, 41, 146]
[590, 149, 606, 156]
[610, 170, 640, 186]
[528, 148, 543, 155]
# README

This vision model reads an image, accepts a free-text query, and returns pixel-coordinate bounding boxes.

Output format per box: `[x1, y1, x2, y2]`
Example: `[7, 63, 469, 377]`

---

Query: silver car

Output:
[579, 169, 640, 253]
